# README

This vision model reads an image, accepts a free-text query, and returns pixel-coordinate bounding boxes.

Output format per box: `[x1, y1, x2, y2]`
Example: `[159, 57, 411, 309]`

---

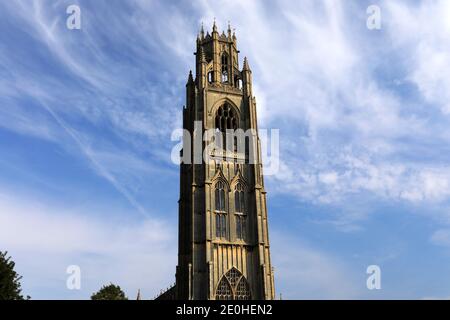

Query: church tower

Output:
[175, 22, 275, 300]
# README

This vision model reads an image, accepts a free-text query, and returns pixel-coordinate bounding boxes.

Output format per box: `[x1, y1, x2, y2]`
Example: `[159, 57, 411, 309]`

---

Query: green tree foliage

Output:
[0, 251, 26, 300]
[91, 283, 128, 300]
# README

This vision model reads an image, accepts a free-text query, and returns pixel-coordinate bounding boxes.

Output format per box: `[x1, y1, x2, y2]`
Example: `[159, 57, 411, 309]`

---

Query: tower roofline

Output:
[197, 21, 236, 44]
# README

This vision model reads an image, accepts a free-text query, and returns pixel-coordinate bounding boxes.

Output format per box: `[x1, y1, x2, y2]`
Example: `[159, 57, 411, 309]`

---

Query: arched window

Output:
[215, 104, 238, 153]
[215, 277, 233, 300]
[215, 267, 251, 300]
[225, 268, 240, 288]
[215, 181, 227, 239]
[216, 213, 227, 238]
[234, 183, 244, 213]
[235, 183, 246, 240]
[235, 278, 251, 300]
[215, 104, 237, 131]
[215, 181, 226, 212]
[221, 53, 229, 83]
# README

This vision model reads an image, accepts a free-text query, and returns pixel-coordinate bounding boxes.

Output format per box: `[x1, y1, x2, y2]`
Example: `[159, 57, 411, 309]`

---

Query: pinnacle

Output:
[243, 57, 251, 71]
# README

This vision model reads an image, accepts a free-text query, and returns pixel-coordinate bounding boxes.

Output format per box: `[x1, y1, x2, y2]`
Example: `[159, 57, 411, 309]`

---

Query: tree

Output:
[91, 283, 128, 300]
[0, 251, 26, 300]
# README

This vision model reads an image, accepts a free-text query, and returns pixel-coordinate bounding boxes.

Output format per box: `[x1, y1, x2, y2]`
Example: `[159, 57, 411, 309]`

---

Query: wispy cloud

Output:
[385, 0, 450, 114]
[0, 0, 191, 216]
[2, 0, 450, 299]
[271, 231, 361, 299]
[194, 0, 450, 223]
[0, 191, 175, 299]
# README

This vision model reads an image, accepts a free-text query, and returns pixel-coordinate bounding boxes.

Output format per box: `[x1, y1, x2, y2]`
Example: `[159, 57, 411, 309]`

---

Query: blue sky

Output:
[1, 0, 450, 299]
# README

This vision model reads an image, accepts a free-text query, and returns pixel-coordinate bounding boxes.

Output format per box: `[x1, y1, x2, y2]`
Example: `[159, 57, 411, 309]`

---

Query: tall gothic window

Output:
[221, 53, 229, 83]
[234, 183, 244, 213]
[215, 181, 226, 212]
[235, 183, 246, 240]
[216, 214, 227, 238]
[215, 181, 227, 238]
[215, 267, 251, 300]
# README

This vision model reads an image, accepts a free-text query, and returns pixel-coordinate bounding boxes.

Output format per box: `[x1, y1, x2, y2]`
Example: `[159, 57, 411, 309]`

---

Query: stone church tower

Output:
[174, 22, 275, 300]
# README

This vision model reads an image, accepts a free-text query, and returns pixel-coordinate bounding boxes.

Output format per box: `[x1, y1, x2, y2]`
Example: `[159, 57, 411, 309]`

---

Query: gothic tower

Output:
[175, 22, 275, 300]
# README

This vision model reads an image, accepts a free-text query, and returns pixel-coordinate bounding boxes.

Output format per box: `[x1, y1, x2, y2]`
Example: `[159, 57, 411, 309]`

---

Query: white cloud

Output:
[319, 171, 339, 185]
[2, 0, 449, 219]
[2, 0, 450, 299]
[385, 0, 450, 115]
[191, 0, 450, 221]
[0, 1, 191, 216]
[273, 149, 450, 207]
[0, 192, 176, 299]
[271, 231, 361, 299]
